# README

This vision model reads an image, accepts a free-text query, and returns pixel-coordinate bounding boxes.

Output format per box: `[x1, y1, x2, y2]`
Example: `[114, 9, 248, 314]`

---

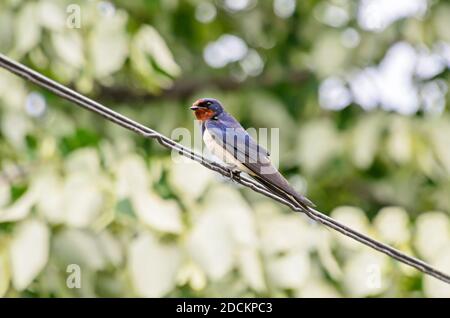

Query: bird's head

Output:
[190, 98, 224, 121]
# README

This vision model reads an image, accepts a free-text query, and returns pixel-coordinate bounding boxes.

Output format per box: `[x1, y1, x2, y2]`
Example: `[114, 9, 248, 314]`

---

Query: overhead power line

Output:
[0, 53, 449, 284]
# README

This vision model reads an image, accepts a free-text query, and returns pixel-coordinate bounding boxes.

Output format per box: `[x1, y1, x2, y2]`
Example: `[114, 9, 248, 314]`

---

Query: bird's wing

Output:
[205, 117, 315, 209]
[205, 116, 270, 163]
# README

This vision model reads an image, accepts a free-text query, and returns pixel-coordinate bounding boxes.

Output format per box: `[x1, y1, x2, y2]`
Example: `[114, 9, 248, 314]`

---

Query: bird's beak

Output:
[191, 99, 207, 110]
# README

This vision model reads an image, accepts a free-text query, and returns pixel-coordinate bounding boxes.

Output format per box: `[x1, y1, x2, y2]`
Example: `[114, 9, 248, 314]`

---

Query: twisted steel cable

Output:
[0, 53, 449, 284]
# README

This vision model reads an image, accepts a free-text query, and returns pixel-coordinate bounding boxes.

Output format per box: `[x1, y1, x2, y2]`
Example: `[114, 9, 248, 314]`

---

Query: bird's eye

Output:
[206, 102, 212, 106]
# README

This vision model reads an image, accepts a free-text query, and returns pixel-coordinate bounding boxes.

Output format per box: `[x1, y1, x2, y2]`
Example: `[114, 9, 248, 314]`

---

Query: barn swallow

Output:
[190, 98, 315, 210]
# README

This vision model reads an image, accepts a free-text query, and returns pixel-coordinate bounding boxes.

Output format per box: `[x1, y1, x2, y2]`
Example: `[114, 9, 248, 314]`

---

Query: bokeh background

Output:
[1, 0, 450, 298]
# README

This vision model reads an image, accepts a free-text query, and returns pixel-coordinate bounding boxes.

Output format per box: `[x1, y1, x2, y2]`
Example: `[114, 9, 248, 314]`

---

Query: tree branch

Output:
[96, 70, 311, 103]
[0, 53, 449, 284]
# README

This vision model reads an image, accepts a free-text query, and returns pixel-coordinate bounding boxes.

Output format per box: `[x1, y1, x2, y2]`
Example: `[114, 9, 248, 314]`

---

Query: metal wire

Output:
[0, 53, 449, 284]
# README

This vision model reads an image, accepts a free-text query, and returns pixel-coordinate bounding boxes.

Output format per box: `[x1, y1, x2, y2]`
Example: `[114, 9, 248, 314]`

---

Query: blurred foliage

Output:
[0, 0, 450, 297]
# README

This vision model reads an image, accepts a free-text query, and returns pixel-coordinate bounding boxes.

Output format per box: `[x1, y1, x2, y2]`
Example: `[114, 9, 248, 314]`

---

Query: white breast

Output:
[203, 128, 253, 174]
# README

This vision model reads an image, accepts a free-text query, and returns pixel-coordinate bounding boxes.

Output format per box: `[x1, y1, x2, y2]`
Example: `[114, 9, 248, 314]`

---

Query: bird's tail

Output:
[252, 175, 315, 211]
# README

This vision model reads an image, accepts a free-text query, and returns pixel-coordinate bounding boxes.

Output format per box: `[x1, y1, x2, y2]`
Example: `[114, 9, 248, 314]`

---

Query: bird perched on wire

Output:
[190, 97, 315, 211]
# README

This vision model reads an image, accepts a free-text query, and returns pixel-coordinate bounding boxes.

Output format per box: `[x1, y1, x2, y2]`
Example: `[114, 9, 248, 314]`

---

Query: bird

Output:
[190, 97, 315, 210]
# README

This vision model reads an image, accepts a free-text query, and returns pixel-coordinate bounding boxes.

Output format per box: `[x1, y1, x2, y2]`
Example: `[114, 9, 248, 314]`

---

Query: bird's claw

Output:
[228, 168, 241, 181]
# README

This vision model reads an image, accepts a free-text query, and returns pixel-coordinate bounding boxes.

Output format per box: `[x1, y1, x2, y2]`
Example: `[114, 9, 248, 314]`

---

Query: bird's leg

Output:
[231, 169, 241, 180]
[226, 165, 241, 181]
